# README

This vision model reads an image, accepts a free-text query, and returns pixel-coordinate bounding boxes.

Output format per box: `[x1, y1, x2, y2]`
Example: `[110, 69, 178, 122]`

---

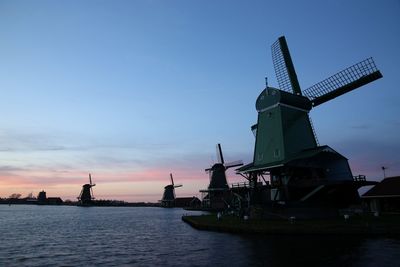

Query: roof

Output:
[237, 145, 346, 173]
[286, 145, 347, 162]
[362, 177, 400, 198]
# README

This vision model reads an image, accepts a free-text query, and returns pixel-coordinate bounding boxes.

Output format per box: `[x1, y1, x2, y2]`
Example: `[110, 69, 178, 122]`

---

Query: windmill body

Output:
[200, 144, 243, 210]
[238, 36, 382, 213]
[78, 174, 96, 206]
[160, 173, 182, 207]
[254, 87, 316, 168]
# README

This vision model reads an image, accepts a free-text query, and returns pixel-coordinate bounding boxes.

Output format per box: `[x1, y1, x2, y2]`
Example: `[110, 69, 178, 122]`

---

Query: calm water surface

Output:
[0, 205, 399, 266]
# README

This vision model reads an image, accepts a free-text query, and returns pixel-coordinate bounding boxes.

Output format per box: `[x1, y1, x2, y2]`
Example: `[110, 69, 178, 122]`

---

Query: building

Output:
[362, 176, 400, 213]
[174, 197, 201, 208]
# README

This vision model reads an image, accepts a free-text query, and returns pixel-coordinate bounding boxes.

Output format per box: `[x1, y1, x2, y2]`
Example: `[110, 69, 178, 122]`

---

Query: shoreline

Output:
[0, 201, 159, 207]
[182, 214, 400, 236]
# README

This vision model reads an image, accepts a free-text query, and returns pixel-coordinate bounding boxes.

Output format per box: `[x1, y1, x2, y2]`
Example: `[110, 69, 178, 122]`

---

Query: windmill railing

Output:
[353, 175, 366, 182]
[231, 182, 250, 188]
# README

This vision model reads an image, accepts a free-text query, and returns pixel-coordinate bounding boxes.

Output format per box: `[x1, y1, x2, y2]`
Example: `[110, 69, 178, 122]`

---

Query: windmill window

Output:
[274, 149, 280, 158]
[268, 112, 272, 117]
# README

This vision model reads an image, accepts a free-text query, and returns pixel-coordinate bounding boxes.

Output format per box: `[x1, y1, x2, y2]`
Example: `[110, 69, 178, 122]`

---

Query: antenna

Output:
[382, 166, 387, 178]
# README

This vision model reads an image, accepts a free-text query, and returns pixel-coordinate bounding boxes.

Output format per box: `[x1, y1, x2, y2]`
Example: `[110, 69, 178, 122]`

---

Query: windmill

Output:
[78, 173, 96, 205]
[237, 36, 382, 210]
[200, 144, 243, 209]
[160, 173, 182, 207]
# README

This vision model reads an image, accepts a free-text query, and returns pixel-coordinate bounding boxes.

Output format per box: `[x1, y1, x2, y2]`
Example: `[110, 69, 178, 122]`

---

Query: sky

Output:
[0, 0, 399, 202]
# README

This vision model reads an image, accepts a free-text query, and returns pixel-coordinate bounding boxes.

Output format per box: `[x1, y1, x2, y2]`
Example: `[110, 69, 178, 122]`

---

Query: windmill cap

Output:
[256, 87, 312, 112]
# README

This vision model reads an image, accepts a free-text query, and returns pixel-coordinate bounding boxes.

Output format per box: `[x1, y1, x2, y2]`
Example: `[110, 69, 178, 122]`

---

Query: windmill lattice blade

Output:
[271, 36, 302, 95]
[303, 57, 382, 107]
[225, 160, 244, 169]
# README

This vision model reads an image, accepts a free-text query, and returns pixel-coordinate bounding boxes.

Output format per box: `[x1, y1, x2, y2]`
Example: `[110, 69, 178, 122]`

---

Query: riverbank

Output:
[182, 214, 400, 236]
[0, 200, 159, 207]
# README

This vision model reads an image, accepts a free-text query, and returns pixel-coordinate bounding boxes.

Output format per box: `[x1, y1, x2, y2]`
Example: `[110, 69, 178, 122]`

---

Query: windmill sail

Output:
[303, 57, 382, 107]
[225, 160, 244, 169]
[271, 36, 302, 95]
[216, 143, 224, 164]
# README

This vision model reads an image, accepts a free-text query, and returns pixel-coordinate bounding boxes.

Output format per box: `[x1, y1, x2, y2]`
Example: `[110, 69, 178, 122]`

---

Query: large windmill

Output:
[200, 144, 243, 209]
[160, 173, 182, 207]
[238, 36, 382, 211]
[78, 173, 96, 206]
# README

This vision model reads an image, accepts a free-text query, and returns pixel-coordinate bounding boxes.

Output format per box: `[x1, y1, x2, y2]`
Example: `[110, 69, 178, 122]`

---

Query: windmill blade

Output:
[271, 36, 302, 95]
[216, 143, 224, 164]
[89, 173, 92, 185]
[90, 186, 95, 200]
[303, 57, 382, 107]
[174, 184, 183, 188]
[205, 167, 212, 172]
[224, 160, 244, 169]
[170, 173, 174, 186]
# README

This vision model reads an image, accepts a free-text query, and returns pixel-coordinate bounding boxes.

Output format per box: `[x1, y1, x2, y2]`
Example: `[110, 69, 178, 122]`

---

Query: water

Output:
[0, 205, 399, 266]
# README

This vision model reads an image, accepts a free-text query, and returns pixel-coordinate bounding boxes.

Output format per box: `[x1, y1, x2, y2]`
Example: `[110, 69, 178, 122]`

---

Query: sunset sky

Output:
[0, 0, 399, 202]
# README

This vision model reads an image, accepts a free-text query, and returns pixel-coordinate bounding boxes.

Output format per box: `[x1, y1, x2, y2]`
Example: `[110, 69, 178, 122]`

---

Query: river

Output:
[0, 205, 399, 266]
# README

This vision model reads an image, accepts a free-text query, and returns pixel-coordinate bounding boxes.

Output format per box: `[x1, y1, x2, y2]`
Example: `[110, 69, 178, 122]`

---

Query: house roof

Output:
[362, 176, 400, 198]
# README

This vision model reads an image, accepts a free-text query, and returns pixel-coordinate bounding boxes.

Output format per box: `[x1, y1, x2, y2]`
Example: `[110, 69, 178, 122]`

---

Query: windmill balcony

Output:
[231, 182, 250, 188]
[353, 175, 366, 182]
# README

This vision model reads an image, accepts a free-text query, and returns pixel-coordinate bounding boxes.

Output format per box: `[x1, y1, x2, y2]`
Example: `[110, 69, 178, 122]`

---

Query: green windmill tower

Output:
[238, 36, 382, 209]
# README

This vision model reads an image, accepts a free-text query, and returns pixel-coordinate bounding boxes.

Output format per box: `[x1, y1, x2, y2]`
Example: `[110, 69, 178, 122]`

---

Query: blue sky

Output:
[0, 0, 399, 201]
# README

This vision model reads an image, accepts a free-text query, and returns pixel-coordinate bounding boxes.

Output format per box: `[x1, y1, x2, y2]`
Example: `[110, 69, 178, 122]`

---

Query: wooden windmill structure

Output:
[237, 36, 382, 214]
[78, 173, 96, 206]
[200, 144, 243, 210]
[160, 173, 182, 207]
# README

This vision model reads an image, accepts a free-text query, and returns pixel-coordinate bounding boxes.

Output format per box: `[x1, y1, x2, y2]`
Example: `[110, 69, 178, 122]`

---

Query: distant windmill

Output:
[78, 173, 96, 205]
[200, 144, 243, 209]
[160, 173, 182, 207]
[206, 144, 243, 190]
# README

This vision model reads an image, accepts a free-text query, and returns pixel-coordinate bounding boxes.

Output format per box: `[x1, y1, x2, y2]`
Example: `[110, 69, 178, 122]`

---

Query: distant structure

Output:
[175, 196, 201, 208]
[236, 36, 382, 217]
[36, 190, 63, 205]
[200, 144, 243, 210]
[78, 173, 96, 205]
[37, 191, 47, 203]
[160, 173, 182, 207]
[362, 176, 400, 213]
